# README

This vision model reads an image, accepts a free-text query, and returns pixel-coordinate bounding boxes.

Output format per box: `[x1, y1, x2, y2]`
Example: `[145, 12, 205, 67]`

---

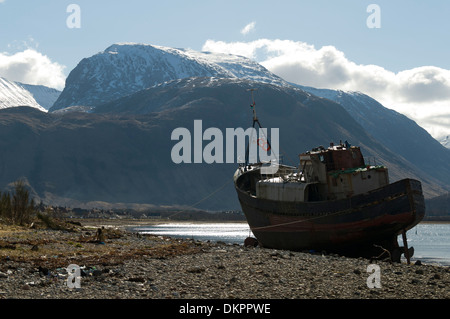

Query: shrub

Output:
[0, 180, 36, 226]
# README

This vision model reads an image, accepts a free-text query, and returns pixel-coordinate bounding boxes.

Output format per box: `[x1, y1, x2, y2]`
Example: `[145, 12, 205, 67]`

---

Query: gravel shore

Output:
[0, 220, 449, 301]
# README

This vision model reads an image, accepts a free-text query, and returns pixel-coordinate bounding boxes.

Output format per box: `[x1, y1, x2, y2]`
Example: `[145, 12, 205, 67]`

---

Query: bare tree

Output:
[0, 180, 36, 225]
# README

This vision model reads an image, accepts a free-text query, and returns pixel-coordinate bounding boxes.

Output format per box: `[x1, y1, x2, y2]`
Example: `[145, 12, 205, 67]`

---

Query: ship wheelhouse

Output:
[245, 142, 390, 203]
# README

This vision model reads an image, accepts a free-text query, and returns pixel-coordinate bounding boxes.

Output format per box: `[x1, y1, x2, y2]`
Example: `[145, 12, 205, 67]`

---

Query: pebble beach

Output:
[0, 219, 449, 302]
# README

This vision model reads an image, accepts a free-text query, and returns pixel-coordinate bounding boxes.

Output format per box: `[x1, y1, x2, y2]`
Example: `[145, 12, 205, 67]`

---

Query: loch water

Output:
[133, 222, 450, 266]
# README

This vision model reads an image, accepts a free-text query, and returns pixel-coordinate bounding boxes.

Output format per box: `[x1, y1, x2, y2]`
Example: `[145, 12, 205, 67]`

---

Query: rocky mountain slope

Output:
[297, 85, 450, 190]
[1, 78, 448, 210]
[425, 192, 450, 220]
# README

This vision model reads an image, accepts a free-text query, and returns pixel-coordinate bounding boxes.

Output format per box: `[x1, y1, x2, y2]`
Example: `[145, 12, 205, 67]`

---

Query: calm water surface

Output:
[135, 222, 253, 244]
[133, 222, 450, 266]
[404, 223, 450, 266]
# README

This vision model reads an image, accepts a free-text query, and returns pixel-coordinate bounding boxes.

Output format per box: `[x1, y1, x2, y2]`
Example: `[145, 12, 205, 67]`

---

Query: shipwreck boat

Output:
[234, 93, 425, 262]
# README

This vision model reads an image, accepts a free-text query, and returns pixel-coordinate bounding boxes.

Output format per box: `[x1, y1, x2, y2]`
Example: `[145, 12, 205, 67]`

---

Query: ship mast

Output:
[245, 89, 272, 167]
[250, 88, 258, 123]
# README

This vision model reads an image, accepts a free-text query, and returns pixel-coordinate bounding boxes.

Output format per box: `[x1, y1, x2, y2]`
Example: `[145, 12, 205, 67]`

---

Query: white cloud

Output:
[7, 36, 40, 52]
[202, 39, 450, 140]
[0, 49, 66, 90]
[240, 22, 256, 35]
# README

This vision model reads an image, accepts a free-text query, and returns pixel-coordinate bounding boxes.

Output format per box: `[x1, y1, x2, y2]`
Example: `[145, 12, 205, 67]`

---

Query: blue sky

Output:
[1, 1, 449, 73]
[0, 0, 449, 139]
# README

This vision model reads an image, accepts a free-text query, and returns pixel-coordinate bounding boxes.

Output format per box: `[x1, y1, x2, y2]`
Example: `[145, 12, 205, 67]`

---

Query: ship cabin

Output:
[298, 142, 389, 201]
[254, 142, 389, 203]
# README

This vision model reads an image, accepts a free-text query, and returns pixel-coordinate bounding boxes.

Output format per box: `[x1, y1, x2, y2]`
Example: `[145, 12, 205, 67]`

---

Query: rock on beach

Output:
[0, 221, 449, 300]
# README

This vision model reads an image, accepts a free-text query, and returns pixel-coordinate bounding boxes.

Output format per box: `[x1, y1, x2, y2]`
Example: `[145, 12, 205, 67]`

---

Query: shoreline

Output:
[0, 219, 449, 300]
[75, 218, 450, 228]
[421, 220, 450, 224]
[121, 219, 450, 268]
[76, 218, 251, 234]
[73, 218, 450, 267]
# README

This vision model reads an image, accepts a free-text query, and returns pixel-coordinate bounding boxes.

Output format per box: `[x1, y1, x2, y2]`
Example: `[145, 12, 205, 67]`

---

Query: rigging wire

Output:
[246, 88, 297, 168]
[249, 208, 353, 231]
[166, 177, 235, 219]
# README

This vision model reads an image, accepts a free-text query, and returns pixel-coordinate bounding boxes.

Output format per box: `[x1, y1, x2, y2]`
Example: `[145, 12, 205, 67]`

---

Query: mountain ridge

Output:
[91, 76, 448, 195]
[0, 80, 437, 211]
[1, 43, 448, 209]
[0, 77, 60, 112]
[1, 78, 448, 210]
[50, 43, 287, 112]
[17, 82, 61, 110]
[295, 84, 450, 186]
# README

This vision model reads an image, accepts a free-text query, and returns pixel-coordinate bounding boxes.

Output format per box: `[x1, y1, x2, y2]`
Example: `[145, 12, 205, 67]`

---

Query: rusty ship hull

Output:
[234, 164, 425, 258]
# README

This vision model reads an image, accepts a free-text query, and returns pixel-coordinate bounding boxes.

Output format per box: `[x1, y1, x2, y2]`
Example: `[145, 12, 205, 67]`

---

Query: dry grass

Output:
[0, 220, 204, 270]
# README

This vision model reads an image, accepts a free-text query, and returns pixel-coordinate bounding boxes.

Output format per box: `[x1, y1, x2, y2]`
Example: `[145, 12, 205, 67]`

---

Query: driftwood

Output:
[370, 244, 392, 263]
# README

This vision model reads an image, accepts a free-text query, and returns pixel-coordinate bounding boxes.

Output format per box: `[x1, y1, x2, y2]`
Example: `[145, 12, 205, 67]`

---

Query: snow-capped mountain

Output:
[17, 82, 61, 110]
[50, 43, 288, 112]
[2, 42, 449, 208]
[297, 85, 417, 133]
[439, 135, 450, 149]
[0, 77, 60, 112]
[0, 77, 46, 112]
[297, 84, 450, 150]
[295, 84, 450, 189]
